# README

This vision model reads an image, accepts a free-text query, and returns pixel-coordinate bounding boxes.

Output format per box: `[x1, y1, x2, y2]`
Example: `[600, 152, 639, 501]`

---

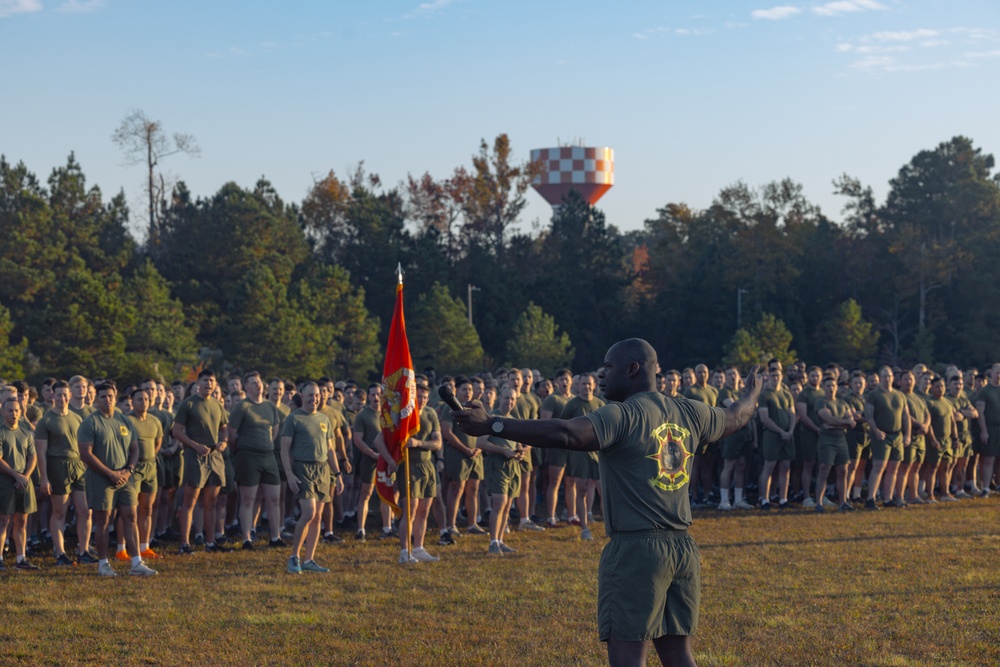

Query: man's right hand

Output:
[13, 473, 29, 490]
[452, 405, 492, 436]
[287, 475, 300, 494]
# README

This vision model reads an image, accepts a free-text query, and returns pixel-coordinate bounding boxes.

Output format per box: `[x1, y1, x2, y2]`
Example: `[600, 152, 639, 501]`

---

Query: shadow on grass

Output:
[699, 531, 998, 549]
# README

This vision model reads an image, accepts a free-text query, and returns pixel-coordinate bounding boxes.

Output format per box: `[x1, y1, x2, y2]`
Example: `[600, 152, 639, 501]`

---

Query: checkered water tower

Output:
[530, 145, 614, 208]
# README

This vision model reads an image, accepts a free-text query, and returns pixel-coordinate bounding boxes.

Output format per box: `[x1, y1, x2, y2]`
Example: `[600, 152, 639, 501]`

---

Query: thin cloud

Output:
[56, 0, 103, 13]
[870, 29, 939, 42]
[812, 0, 885, 17]
[751, 6, 801, 20]
[633, 25, 712, 39]
[0, 0, 41, 18]
[404, 0, 458, 18]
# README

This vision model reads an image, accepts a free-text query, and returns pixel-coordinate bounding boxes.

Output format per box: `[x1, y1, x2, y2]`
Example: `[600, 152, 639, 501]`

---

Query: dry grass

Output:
[2, 501, 999, 666]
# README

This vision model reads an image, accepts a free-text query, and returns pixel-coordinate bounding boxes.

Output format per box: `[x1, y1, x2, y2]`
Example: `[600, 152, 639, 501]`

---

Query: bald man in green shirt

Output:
[452, 338, 762, 667]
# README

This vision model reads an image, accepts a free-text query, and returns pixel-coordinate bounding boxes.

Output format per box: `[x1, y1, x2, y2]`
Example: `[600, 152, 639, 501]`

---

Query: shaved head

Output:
[600, 338, 659, 401]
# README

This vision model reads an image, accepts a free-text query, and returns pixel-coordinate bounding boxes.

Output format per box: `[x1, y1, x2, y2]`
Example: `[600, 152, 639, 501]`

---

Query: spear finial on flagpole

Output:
[396, 262, 403, 285]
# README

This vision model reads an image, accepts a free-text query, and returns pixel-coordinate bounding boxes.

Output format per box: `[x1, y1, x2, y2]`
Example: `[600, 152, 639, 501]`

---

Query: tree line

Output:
[1, 131, 998, 384]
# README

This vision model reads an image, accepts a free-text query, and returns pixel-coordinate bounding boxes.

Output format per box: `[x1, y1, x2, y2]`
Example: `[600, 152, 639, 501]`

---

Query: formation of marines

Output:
[0, 357, 995, 575]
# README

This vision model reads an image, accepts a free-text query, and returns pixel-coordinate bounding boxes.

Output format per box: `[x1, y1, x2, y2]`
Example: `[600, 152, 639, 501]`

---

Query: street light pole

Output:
[467, 284, 481, 326]
[737, 287, 749, 329]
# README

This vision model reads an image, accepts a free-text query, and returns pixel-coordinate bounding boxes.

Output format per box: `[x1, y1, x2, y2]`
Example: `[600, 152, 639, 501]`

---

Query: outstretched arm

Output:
[452, 410, 600, 452]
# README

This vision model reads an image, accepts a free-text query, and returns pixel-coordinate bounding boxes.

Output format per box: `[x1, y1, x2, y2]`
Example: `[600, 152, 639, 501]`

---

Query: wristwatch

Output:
[491, 417, 504, 434]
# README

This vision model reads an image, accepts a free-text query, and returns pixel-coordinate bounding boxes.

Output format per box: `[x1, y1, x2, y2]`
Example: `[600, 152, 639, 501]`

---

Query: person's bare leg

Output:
[464, 479, 480, 529]
[651, 635, 697, 667]
[545, 465, 565, 522]
[606, 637, 651, 667]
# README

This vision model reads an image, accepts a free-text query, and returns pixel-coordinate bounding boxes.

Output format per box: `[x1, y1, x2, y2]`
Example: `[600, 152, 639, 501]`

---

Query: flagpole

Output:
[396, 262, 413, 558]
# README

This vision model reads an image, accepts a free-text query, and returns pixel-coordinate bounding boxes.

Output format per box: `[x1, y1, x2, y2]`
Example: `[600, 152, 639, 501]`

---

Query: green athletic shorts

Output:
[545, 448, 569, 468]
[953, 436, 972, 459]
[157, 453, 183, 489]
[485, 454, 521, 498]
[47, 457, 87, 496]
[871, 432, 903, 462]
[183, 448, 226, 489]
[567, 451, 600, 480]
[220, 450, 236, 495]
[396, 461, 436, 499]
[904, 437, 926, 465]
[762, 431, 795, 462]
[598, 529, 700, 641]
[982, 426, 1000, 458]
[134, 460, 158, 494]
[274, 450, 287, 482]
[519, 453, 533, 474]
[356, 452, 378, 485]
[925, 442, 953, 467]
[847, 430, 870, 461]
[817, 439, 849, 466]
[797, 430, 818, 463]
[0, 476, 37, 515]
[291, 460, 331, 503]
[235, 449, 280, 487]
[721, 430, 753, 461]
[444, 446, 483, 482]
[85, 469, 137, 511]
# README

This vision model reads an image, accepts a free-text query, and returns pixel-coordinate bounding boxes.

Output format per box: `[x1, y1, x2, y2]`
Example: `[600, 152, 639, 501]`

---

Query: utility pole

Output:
[467, 284, 481, 326]
[737, 287, 749, 329]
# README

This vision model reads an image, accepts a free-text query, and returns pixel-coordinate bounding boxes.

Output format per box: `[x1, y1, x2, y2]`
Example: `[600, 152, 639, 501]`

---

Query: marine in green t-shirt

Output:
[562, 374, 605, 538]
[924, 377, 958, 501]
[0, 398, 38, 565]
[449, 338, 762, 653]
[757, 366, 797, 507]
[539, 369, 574, 528]
[863, 367, 912, 509]
[813, 376, 854, 509]
[279, 382, 343, 572]
[946, 374, 978, 497]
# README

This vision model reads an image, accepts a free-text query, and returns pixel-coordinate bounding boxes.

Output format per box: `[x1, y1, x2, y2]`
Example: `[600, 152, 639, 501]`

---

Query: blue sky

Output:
[2, 0, 999, 238]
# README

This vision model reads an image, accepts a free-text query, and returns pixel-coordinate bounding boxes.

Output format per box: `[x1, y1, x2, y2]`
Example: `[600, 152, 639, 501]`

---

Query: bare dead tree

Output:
[112, 109, 200, 251]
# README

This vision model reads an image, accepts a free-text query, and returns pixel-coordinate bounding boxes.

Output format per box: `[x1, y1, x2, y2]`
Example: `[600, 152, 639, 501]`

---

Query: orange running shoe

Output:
[140, 548, 161, 560]
[114, 550, 130, 562]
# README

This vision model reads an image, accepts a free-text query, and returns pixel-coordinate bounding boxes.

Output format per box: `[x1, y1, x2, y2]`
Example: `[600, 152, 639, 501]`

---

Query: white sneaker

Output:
[734, 500, 754, 510]
[802, 497, 817, 509]
[580, 528, 594, 541]
[97, 562, 117, 577]
[398, 551, 418, 564]
[412, 547, 439, 562]
[717, 501, 733, 511]
[130, 561, 158, 576]
[822, 496, 837, 508]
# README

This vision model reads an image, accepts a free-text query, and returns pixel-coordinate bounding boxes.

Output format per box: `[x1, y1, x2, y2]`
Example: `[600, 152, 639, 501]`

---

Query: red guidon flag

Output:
[376, 271, 419, 517]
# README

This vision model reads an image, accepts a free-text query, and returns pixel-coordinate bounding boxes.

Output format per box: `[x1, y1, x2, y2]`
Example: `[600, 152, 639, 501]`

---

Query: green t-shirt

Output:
[150, 407, 174, 441]
[904, 392, 928, 445]
[127, 412, 163, 461]
[540, 393, 570, 419]
[683, 384, 718, 407]
[229, 399, 281, 453]
[512, 394, 537, 420]
[320, 405, 345, 431]
[562, 396, 606, 420]
[405, 405, 440, 464]
[866, 388, 907, 434]
[78, 411, 135, 470]
[585, 391, 725, 533]
[926, 395, 953, 449]
[976, 384, 1000, 427]
[280, 408, 334, 463]
[947, 391, 972, 444]
[562, 396, 605, 461]
[842, 392, 868, 438]
[353, 407, 381, 450]
[814, 397, 850, 447]
[797, 386, 825, 430]
[35, 410, 83, 459]
[759, 387, 794, 431]
[68, 404, 95, 420]
[174, 395, 228, 447]
[0, 422, 35, 473]
[440, 404, 477, 451]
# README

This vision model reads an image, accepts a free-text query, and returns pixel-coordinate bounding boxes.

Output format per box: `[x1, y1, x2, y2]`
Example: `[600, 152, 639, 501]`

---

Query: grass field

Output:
[2, 500, 999, 666]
